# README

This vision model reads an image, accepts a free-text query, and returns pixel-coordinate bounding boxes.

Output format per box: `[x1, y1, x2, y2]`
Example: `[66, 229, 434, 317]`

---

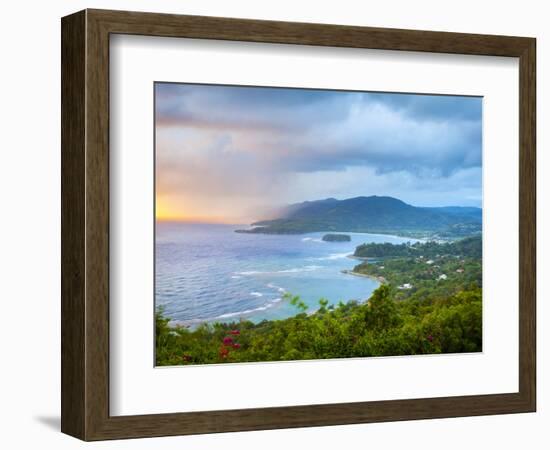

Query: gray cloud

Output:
[155, 83, 482, 220]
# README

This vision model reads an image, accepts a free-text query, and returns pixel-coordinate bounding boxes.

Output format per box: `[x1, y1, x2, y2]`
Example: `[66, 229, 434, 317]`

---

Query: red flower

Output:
[230, 330, 240, 335]
[232, 343, 241, 349]
[182, 354, 192, 362]
[219, 347, 229, 358]
[427, 334, 434, 342]
[223, 336, 234, 346]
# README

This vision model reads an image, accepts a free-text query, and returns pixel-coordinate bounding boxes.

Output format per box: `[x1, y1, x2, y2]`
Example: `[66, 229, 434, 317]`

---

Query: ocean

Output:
[155, 223, 416, 327]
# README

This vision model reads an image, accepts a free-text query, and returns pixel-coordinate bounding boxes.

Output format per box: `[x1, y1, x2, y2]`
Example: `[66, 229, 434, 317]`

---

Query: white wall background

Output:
[0, 0, 546, 448]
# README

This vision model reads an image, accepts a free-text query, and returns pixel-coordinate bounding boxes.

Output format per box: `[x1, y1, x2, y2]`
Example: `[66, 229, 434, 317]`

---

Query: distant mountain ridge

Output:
[235, 196, 481, 238]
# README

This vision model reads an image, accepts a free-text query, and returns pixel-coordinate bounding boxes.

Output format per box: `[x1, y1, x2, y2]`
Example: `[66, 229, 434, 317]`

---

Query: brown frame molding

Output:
[61, 9, 536, 441]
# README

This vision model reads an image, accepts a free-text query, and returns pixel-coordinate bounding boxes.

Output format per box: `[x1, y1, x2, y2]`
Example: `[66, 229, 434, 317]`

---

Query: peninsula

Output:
[235, 196, 481, 240]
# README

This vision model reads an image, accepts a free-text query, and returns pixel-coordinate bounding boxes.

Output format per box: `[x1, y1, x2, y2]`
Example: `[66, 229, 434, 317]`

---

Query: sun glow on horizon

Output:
[156, 215, 242, 225]
[155, 196, 249, 225]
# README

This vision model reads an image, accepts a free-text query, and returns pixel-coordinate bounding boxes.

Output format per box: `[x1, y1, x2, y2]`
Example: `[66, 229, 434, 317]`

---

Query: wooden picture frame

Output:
[61, 9, 536, 441]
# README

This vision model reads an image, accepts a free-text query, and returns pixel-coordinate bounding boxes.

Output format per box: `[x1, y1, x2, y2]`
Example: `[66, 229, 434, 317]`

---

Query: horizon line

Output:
[156, 217, 249, 226]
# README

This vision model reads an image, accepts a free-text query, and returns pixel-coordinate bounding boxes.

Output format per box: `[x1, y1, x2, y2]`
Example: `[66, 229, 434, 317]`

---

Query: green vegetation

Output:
[156, 285, 481, 365]
[352, 236, 482, 302]
[156, 235, 482, 366]
[354, 235, 482, 259]
[322, 233, 351, 242]
[235, 196, 481, 239]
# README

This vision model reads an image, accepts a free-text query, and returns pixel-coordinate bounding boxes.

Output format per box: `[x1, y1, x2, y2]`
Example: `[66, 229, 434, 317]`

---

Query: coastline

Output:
[169, 265, 381, 329]
[235, 227, 426, 242]
[347, 254, 368, 261]
[341, 269, 386, 284]
[159, 225, 399, 329]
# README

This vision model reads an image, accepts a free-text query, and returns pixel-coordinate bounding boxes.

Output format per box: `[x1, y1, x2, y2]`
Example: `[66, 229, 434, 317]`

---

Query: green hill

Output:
[235, 196, 481, 238]
[354, 235, 482, 259]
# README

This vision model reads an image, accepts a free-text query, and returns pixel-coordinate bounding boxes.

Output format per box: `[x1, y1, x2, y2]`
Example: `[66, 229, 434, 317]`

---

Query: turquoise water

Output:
[156, 223, 416, 326]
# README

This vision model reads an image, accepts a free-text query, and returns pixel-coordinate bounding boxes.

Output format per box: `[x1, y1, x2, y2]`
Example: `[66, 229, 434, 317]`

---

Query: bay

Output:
[156, 222, 417, 327]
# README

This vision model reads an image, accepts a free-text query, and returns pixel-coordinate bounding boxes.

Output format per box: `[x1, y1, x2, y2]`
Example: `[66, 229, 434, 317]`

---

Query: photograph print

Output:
[154, 82, 483, 366]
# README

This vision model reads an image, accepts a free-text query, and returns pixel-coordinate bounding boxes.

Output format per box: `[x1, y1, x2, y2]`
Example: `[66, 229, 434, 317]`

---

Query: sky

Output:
[155, 83, 482, 224]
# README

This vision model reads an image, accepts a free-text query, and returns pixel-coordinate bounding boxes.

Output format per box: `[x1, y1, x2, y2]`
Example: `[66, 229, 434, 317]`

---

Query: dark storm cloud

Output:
[371, 92, 482, 121]
[155, 83, 481, 178]
[156, 83, 350, 132]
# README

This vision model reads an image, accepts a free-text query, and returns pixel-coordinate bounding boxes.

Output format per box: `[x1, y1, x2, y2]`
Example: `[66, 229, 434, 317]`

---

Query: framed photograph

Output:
[61, 9, 536, 441]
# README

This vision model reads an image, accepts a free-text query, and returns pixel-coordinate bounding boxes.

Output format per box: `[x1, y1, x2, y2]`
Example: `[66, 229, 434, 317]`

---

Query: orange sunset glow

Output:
[155, 198, 183, 221]
[155, 195, 249, 224]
